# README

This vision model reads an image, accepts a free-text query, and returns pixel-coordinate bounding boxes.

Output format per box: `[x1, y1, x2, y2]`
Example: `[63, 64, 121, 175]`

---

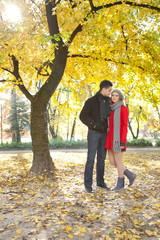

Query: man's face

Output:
[101, 86, 112, 97]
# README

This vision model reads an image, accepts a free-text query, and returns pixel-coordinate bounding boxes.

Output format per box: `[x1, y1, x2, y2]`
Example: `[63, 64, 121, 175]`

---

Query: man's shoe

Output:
[85, 187, 94, 193]
[97, 183, 110, 190]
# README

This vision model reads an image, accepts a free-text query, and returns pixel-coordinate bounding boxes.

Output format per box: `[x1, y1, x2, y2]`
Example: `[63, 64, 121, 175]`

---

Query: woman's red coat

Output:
[105, 105, 129, 150]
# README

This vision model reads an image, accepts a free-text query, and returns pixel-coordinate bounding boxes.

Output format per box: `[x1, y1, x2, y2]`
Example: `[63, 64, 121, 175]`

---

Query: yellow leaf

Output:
[117, 219, 123, 222]
[145, 230, 153, 236]
[16, 229, 22, 235]
[105, 236, 112, 240]
[79, 227, 86, 233]
[68, 234, 74, 239]
[133, 219, 139, 225]
[153, 231, 157, 236]
[65, 226, 72, 233]
[36, 222, 42, 228]
[133, 235, 141, 239]
[144, 214, 152, 219]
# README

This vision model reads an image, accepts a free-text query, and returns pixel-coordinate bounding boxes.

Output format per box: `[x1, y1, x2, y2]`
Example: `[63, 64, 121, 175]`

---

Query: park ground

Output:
[0, 149, 160, 240]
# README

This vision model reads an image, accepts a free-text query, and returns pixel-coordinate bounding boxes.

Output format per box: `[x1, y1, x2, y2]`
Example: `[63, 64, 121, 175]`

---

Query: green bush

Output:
[155, 139, 160, 147]
[0, 140, 87, 150]
[127, 138, 153, 147]
[1, 138, 158, 150]
[0, 142, 32, 150]
[50, 139, 87, 149]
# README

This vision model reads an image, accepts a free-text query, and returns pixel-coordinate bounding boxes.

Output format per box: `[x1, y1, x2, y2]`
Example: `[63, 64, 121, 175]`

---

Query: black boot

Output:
[112, 177, 124, 191]
[124, 169, 136, 186]
[85, 187, 94, 193]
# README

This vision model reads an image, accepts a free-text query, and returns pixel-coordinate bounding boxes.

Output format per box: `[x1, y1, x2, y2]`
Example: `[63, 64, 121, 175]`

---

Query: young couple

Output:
[80, 80, 136, 193]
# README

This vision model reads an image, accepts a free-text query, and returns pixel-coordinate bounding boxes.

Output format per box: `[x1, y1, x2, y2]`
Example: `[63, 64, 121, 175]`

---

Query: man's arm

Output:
[79, 100, 96, 128]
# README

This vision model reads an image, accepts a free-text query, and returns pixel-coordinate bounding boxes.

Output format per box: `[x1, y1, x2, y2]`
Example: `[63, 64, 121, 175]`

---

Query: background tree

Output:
[6, 88, 30, 143]
[0, 0, 159, 175]
[146, 106, 160, 139]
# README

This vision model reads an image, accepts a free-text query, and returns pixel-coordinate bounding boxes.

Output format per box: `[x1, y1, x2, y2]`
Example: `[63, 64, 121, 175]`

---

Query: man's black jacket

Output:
[79, 93, 109, 133]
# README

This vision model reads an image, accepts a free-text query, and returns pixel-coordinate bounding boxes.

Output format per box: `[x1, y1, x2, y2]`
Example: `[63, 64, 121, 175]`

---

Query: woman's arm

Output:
[120, 106, 129, 144]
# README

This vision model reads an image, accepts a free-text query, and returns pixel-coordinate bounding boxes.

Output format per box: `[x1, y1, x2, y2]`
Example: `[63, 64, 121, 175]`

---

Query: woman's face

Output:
[111, 92, 120, 103]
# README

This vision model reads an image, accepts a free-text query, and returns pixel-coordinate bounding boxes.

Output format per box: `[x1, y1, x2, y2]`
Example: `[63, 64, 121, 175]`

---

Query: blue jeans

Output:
[84, 130, 107, 187]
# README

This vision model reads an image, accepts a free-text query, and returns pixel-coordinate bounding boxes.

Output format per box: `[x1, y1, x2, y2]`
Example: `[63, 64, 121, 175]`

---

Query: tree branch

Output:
[68, 0, 159, 45]
[88, 0, 96, 11]
[1, 55, 33, 102]
[0, 79, 7, 82]
[29, 0, 43, 13]
[68, 53, 147, 72]
[125, 1, 160, 11]
[68, 53, 127, 65]
[1, 67, 13, 74]
[68, 24, 83, 45]
[93, 1, 160, 12]
[56, 0, 61, 5]
[35, 60, 53, 78]
[121, 25, 128, 52]
[45, 0, 64, 47]
[68, 0, 78, 8]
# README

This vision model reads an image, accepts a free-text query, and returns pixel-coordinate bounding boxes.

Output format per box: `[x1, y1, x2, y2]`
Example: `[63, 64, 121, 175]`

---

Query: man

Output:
[80, 80, 113, 193]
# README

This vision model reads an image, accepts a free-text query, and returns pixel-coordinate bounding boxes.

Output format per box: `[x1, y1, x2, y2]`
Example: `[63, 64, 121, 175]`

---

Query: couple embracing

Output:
[80, 80, 136, 193]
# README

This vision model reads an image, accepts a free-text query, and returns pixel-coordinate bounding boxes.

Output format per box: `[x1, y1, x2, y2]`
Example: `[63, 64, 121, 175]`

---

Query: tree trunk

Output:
[70, 112, 77, 141]
[47, 101, 57, 139]
[16, 128, 21, 143]
[30, 100, 55, 175]
[29, 44, 68, 174]
[126, 103, 140, 139]
[12, 133, 16, 142]
[11, 87, 21, 143]
[128, 120, 138, 139]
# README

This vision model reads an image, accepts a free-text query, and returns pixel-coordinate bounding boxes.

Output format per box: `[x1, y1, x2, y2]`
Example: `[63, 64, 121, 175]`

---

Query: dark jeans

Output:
[84, 130, 107, 188]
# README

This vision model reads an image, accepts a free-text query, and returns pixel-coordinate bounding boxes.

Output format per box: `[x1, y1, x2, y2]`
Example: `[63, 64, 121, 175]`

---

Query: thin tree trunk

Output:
[12, 133, 16, 142]
[11, 87, 21, 143]
[128, 120, 138, 139]
[70, 112, 77, 141]
[156, 107, 160, 122]
[126, 103, 140, 139]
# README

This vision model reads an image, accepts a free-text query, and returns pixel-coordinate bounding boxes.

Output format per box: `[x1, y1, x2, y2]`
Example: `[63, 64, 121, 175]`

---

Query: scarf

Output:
[110, 101, 123, 152]
[97, 91, 110, 120]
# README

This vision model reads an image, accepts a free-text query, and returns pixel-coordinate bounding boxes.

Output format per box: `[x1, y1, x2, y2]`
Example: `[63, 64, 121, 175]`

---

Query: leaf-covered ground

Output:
[0, 150, 160, 240]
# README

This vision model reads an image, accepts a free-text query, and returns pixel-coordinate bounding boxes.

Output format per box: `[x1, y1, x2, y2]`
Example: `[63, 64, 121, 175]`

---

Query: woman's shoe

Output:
[124, 169, 136, 186]
[112, 177, 124, 191]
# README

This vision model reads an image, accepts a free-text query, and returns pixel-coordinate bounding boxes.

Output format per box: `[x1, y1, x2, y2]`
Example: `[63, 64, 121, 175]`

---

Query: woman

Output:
[105, 89, 136, 190]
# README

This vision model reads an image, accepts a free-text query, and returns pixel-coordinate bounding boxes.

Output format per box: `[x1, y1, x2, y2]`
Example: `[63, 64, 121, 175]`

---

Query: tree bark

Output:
[47, 101, 57, 139]
[30, 99, 55, 174]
